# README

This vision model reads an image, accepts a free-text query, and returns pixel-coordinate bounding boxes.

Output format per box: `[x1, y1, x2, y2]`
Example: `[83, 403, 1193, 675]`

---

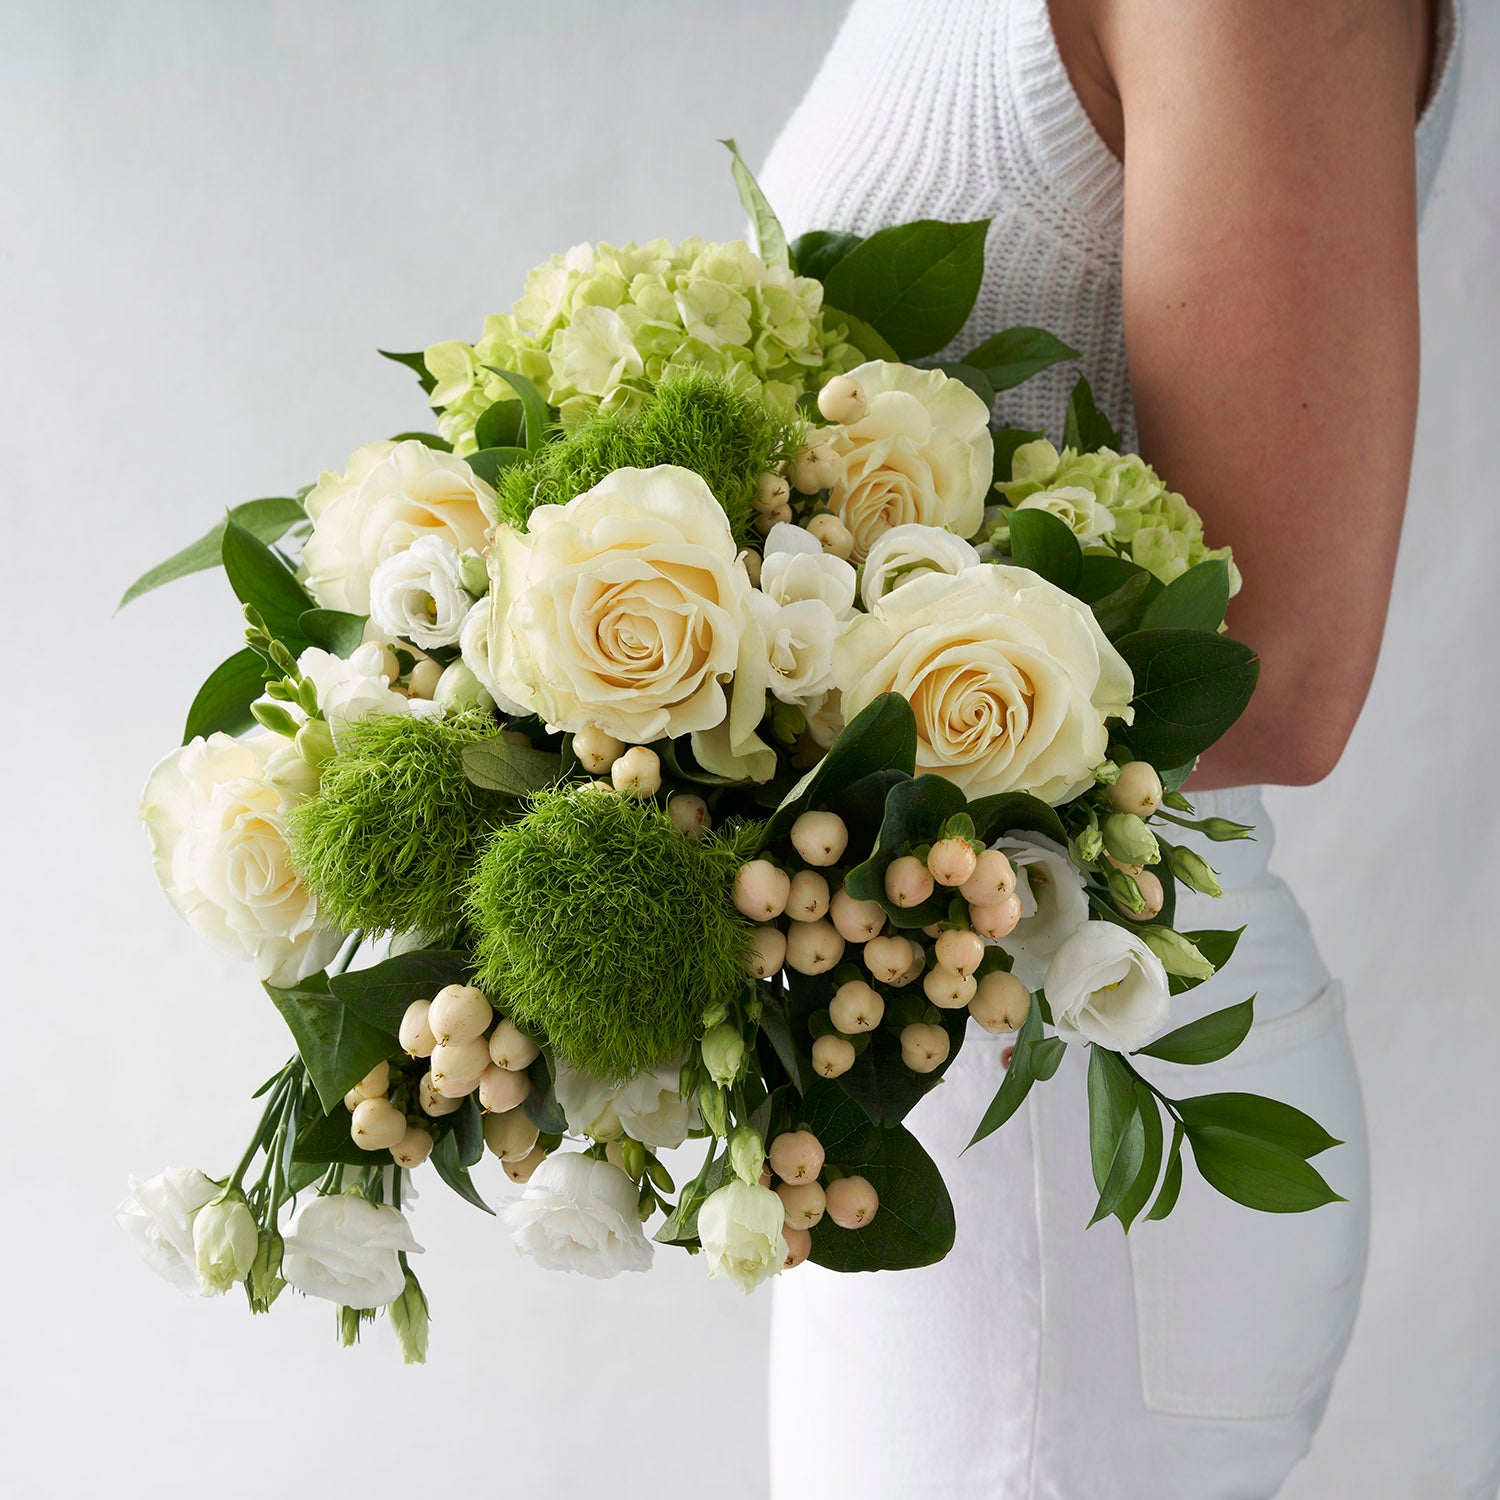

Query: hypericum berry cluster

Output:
[1099, 760, 1168, 920]
[342, 983, 548, 1184]
[762, 1127, 878, 1269]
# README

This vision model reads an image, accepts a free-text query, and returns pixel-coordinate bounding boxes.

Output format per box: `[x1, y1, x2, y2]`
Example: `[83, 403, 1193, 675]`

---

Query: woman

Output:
[759, 2, 1461, 1495]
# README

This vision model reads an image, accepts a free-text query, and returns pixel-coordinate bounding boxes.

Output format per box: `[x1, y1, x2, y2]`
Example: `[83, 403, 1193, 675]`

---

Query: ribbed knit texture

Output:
[761, 0, 1461, 453]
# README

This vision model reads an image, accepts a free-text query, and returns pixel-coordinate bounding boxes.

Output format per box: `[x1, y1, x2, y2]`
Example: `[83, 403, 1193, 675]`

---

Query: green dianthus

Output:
[468, 787, 761, 1079]
[288, 712, 512, 940]
[495, 370, 803, 543]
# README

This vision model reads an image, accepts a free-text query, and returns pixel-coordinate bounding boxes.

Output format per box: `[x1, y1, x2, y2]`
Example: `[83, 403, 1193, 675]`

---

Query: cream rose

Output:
[140, 732, 343, 986]
[821, 361, 993, 563]
[860, 522, 982, 609]
[1046, 921, 1172, 1052]
[488, 465, 772, 777]
[302, 439, 497, 613]
[833, 565, 1134, 805]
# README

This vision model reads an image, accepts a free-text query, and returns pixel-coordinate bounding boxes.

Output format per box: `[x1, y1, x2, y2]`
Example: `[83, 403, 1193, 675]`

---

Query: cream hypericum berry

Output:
[429, 984, 492, 1047]
[611, 745, 662, 797]
[478, 1064, 532, 1114]
[811, 1034, 856, 1079]
[776, 1180, 827, 1230]
[781, 1225, 812, 1268]
[787, 871, 831, 922]
[900, 1022, 950, 1073]
[785, 919, 844, 976]
[668, 793, 710, 838]
[754, 471, 791, 514]
[817, 374, 869, 425]
[483, 1107, 540, 1162]
[734, 860, 791, 920]
[927, 837, 978, 888]
[885, 855, 934, 908]
[790, 811, 848, 867]
[391, 1125, 434, 1168]
[503, 1143, 548, 1183]
[343, 1060, 390, 1110]
[970, 970, 1032, 1033]
[429, 1037, 490, 1097]
[791, 442, 840, 495]
[747, 925, 788, 978]
[769, 1130, 825, 1184]
[399, 1000, 437, 1059]
[351, 1097, 406, 1150]
[864, 934, 915, 984]
[825, 1175, 879, 1230]
[418, 1071, 463, 1117]
[1108, 760, 1164, 818]
[829, 887, 885, 943]
[959, 848, 1017, 905]
[934, 928, 984, 978]
[574, 724, 626, 774]
[829, 979, 884, 1034]
[488, 1018, 539, 1071]
[923, 967, 977, 1010]
[1121, 869, 1165, 921]
[971, 893, 1023, 939]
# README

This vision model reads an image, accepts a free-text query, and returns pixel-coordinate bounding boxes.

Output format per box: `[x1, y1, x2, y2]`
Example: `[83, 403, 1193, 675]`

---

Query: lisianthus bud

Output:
[418, 1070, 463, 1117]
[399, 1000, 437, 1059]
[754, 471, 791, 514]
[343, 1059, 391, 1111]
[702, 1023, 748, 1086]
[429, 984, 492, 1047]
[805, 512, 856, 559]
[483, 1107, 540, 1162]
[747, 925, 788, 978]
[350, 1097, 407, 1150]
[1108, 760, 1164, 818]
[776, 1180, 827, 1230]
[574, 724, 626, 774]
[668, 793, 711, 839]
[295, 716, 336, 768]
[969, 970, 1031, 1033]
[1165, 844, 1223, 898]
[730, 1126, 767, 1187]
[811, 1033, 856, 1078]
[865, 933, 915, 984]
[785, 919, 845, 975]
[934, 928, 984, 978]
[900, 1022, 951, 1073]
[958, 848, 1017, 904]
[698, 1082, 730, 1136]
[488, 1017, 540, 1071]
[192, 1192, 258, 1296]
[970, 893, 1023, 939]
[1140, 926, 1216, 980]
[817, 374, 869, 425]
[1117, 868, 1165, 921]
[791, 810, 848, 866]
[791, 442, 840, 495]
[391, 1124, 434, 1169]
[478, 1063, 531, 1113]
[782, 1225, 812, 1269]
[828, 888, 885, 943]
[504, 1143, 548, 1183]
[387, 1268, 430, 1365]
[769, 1130, 826, 1184]
[928, 837, 978, 888]
[923, 966, 978, 1009]
[1103, 813, 1160, 868]
[1191, 816, 1256, 841]
[734, 859, 792, 920]
[434, 660, 493, 714]
[825, 1175, 879, 1230]
[611, 745, 662, 797]
[885, 855, 934, 908]
[1074, 825, 1104, 864]
[787, 870, 831, 922]
[407, 657, 443, 699]
[829, 979, 884, 1034]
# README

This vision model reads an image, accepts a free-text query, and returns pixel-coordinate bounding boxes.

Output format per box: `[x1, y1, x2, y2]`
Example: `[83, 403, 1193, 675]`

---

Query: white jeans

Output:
[768, 788, 1370, 1499]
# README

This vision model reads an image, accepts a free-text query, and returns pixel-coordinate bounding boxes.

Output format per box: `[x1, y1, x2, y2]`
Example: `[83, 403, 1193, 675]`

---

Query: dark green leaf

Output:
[473, 398, 525, 452]
[966, 1001, 1044, 1149]
[222, 517, 314, 650]
[961, 326, 1079, 393]
[521, 1055, 568, 1135]
[298, 608, 367, 657]
[481, 367, 552, 452]
[378, 348, 436, 396]
[1115, 1082, 1165, 1230]
[1007, 507, 1083, 592]
[654, 1148, 728, 1245]
[932, 362, 995, 407]
[789, 229, 863, 281]
[992, 426, 1047, 485]
[1177, 1093, 1342, 1158]
[1029, 1034, 1067, 1080]
[264, 975, 397, 1115]
[387, 431, 451, 450]
[720, 137, 789, 268]
[1090, 570, 1161, 639]
[465, 445, 531, 486]
[1182, 928, 1246, 972]
[292, 1103, 392, 1167]
[758, 993, 810, 1096]
[453, 1095, 484, 1168]
[842, 773, 968, 927]
[1077, 554, 1148, 603]
[328, 950, 474, 1037]
[1138, 998, 1255, 1065]
[966, 790, 1069, 846]
[1089, 1102, 1146, 1226]
[432, 1129, 494, 1214]
[461, 738, 563, 797]
[1063, 376, 1121, 452]
[119, 496, 305, 610]
[821, 219, 991, 361]
[824, 305, 901, 363]
[1146, 1122, 1186, 1221]
[1114, 628, 1261, 767]
[182, 648, 265, 743]
[1187, 1126, 1344, 1213]
[825, 998, 967, 1126]
[1139, 559, 1232, 634]
[1087, 1046, 1137, 1189]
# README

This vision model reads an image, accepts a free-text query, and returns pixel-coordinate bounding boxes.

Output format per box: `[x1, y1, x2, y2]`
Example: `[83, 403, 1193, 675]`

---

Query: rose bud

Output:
[769, 1130, 826, 1184]
[969, 971, 1032, 1033]
[825, 1175, 879, 1229]
[884, 855, 934, 908]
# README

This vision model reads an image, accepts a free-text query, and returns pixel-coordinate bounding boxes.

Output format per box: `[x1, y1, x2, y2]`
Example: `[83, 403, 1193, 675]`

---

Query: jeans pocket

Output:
[1127, 981, 1370, 1420]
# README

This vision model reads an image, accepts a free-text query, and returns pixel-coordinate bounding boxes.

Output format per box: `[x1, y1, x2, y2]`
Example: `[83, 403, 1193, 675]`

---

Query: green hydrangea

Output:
[425, 238, 864, 453]
[993, 438, 1240, 591]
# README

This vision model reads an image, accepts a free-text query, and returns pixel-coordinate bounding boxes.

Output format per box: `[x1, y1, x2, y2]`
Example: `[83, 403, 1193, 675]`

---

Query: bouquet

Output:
[118, 144, 1341, 1360]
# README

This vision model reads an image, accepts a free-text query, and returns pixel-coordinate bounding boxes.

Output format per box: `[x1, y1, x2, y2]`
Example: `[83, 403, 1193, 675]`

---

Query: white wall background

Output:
[2, 3, 1494, 1495]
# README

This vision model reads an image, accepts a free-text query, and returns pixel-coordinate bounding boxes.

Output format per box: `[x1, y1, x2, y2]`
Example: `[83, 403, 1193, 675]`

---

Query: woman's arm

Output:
[1092, 1, 1426, 786]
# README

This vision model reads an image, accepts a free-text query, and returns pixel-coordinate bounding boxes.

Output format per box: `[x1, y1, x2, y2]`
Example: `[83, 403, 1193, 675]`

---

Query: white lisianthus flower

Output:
[488, 464, 773, 779]
[115, 1168, 219, 1296]
[751, 523, 856, 708]
[553, 1057, 699, 1150]
[458, 598, 530, 717]
[302, 439, 497, 613]
[860, 522, 982, 609]
[820, 361, 993, 562]
[504, 1153, 653, 1278]
[1046, 921, 1172, 1052]
[140, 732, 342, 986]
[368, 534, 475, 650]
[192, 1194, 259, 1296]
[1010, 486, 1115, 546]
[988, 831, 1091, 988]
[281, 1195, 422, 1309]
[833, 565, 1134, 805]
[697, 1181, 786, 1294]
[553, 1061, 624, 1141]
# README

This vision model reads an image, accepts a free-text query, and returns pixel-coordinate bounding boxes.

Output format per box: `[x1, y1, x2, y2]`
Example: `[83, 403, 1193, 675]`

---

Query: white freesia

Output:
[860, 523, 982, 609]
[115, 1168, 219, 1296]
[368, 534, 475, 650]
[302, 439, 497, 613]
[504, 1153, 653, 1278]
[749, 594, 842, 707]
[759, 522, 858, 616]
[297, 643, 438, 748]
[1012, 485, 1115, 545]
[697, 1181, 786, 1294]
[282, 1195, 423, 1309]
[459, 598, 530, 716]
[488, 464, 773, 779]
[140, 732, 342, 986]
[554, 1057, 699, 1150]
[821, 361, 993, 562]
[988, 831, 1091, 988]
[833, 565, 1134, 804]
[1046, 920, 1172, 1052]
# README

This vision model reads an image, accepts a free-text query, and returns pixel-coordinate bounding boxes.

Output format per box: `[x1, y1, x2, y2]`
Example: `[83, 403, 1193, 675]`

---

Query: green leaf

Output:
[182, 648, 265, 743]
[932, 362, 995, 407]
[960, 326, 1079, 393]
[1177, 1093, 1342, 1158]
[965, 790, 1069, 847]
[452, 1094, 484, 1168]
[432, 1128, 494, 1214]
[720, 137, 789, 269]
[1089, 1100, 1146, 1226]
[1114, 628, 1261, 767]
[378, 348, 436, 396]
[1139, 559, 1232, 634]
[473, 398, 525, 452]
[824, 305, 901, 363]
[264, 975, 397, 1115]
[1115, 1083, 1165, 1230]
[521, 1056, 568, 1135]
[654, 1149, 728, 1245]
[465, 445, 531, 487]
[789, 228, 863, 281]
[1182, 928, 1246, 972]
[461, 738, 563, 797]
[1077, 554, 1148, 603]
[1029, 1034, 1068, 1080]
[803, 1083, 955, 1271]
[1087, 1046, 1138, 1189]
[1007, 507, 1083, 592]
[1138, 997, 1255, 1065]
[758, 993, 811, 1096]
[292, 1102, 391, 1167]
[843, 773, 968, 927]
[992, 426, 1047, 486]
[387, 431, 451, 451]
[821, 219, 991, 361]
[298, 608, 367, 657]
[222, 516, 315, 650]
[1063, 376, 1121, 452]
[1146, 1122, 1186, 1221]
[966, 1000, 1044, 1149]
[1186, 1126, 1344, 1213]
[481, 367, 551, 452]
[327, 950, 474, 1038]
[118, 497, 306, 610]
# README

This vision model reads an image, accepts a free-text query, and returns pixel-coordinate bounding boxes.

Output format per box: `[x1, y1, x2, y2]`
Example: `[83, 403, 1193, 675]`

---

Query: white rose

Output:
[459, 598, 530, 717]
[860, 523, 982, 610]
[115, 1168, 219, 1296]
[697, 1181, 786, 1294]
[140, 732, 342, 986]
[1046, 920, 1172, 1052]
[821, 360, 993, 563]
[488, 464, 772, 777]
[504, 1153, 653, 1278]
[281, 1194, 422, 1309]
[302, 439, 497, 613]
[553, 1057, 698, 1150]
[368, 534, 475, 649]
[1010, 486, 1115, 546]
[832, 565, 1134, 805]
[987, 831, 1090, 988]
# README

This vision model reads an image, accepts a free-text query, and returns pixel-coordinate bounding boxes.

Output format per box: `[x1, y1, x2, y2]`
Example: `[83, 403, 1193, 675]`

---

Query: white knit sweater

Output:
[760, 0, 1461, 451]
